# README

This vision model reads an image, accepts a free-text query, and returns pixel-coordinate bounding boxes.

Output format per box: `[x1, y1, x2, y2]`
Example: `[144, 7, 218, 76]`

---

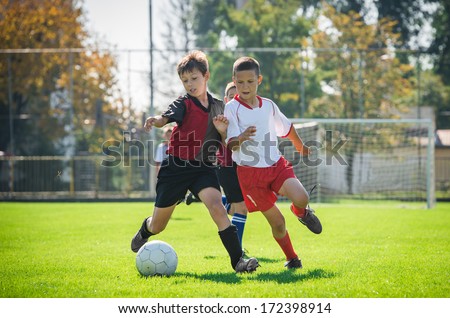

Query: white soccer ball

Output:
[135, 240, 178, 277]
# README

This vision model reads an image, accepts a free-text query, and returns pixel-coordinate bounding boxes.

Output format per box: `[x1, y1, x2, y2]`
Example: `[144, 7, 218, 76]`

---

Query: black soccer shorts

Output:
[155, 155, 221, 208]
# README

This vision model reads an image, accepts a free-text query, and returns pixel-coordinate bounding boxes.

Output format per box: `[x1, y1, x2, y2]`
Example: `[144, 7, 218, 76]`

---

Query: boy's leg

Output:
[261, 205, 302, 269]
[198, 187, 231, 230]
[131, 205, 176, 252]
[218, 164, 247, 246]
[229, 201, 247, 248]
[186, 192, 230, 214]
[278, 178, 322, 234]
[198, 187, 258, 272]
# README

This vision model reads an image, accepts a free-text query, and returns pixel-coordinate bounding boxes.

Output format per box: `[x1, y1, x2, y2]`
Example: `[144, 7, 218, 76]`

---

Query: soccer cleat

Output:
[185, 192, 197, 205]
[284, 257, 303, 269]
[296, 206, 322, 234]
[242, 248, 250, 259]
[234, 257, 260, 273]
[131, 218, 150, 253]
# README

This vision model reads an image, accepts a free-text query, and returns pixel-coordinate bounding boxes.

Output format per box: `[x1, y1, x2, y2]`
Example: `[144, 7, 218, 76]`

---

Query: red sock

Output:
[290, 204, 306, 218]
[274, 231, 297, 261]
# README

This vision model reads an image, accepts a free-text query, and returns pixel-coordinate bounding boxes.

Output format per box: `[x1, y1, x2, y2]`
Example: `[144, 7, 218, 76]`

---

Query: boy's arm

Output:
[286, 125, 310, 156]
[227, 126, 257, 151]
[144, 115, 169, 132]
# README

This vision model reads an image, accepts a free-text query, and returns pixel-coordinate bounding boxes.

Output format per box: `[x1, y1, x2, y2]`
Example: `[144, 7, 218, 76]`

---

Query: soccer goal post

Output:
[282, 118, 435, 208]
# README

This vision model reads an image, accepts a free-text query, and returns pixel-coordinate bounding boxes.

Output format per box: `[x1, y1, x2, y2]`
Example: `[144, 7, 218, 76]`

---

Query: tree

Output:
[325, 0, 450, 127]
[153, 0, 195, 107]
[310, 4, 415, 119]
[323, 0, 440, 50]
[428, 0, 450, 84]
[419, 71, 450, 129]
[192, 0, 317, 117]
[310, 5, 418, 194]
[0, 0, 127, 155]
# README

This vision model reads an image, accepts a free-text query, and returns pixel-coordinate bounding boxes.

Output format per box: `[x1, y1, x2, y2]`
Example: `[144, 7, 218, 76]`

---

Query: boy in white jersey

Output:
[225, 56, 322, 269]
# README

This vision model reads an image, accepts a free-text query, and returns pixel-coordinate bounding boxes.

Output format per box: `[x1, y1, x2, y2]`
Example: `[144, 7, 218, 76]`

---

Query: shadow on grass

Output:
[253, 268, 337, 284]
[202, 256, 279, 263]
[175, 268, 337, 285]
[254, 257, 279, 264]
[170, 217, 193, 221]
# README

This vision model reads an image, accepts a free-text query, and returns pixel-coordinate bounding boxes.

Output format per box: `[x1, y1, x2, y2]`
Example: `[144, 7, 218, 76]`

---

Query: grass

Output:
[0, 201, 449, 298]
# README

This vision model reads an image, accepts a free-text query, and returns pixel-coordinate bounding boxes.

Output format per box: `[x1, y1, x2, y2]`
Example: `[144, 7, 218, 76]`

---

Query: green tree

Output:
[429, 0, 450, 85]
[325, 0, 450, 127]
[419, 71, 450, 129]
[0, 0, 127, 155]
[310, 5, 418, 194]
[324, 0, 440, 50]
[193, 0, 317, 117]
[310, 4, 415, 119]
[154, 0, 195, 105]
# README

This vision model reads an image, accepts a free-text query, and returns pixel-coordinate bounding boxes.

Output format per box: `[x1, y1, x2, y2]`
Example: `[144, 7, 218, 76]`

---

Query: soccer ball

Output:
[135, 240, 178, 277]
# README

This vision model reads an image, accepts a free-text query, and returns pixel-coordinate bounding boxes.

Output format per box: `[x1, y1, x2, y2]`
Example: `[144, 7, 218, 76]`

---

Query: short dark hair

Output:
[177, 50, 209, 76]
[233, 56, 260, 76]
[225, 82, 236, 95]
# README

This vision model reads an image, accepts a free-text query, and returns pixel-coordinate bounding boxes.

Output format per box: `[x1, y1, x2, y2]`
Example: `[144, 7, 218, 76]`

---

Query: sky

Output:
[82, 0, 169, 113]
[83, 0, 152, 50]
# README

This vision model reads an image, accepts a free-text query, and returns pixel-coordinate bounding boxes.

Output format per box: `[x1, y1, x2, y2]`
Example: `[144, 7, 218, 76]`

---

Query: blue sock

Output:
[231, 212, 247, 248]
[222, 195, 231, 213]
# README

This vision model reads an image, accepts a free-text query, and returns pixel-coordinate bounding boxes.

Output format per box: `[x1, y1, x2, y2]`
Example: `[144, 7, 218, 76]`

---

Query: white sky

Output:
[83, 0, 152, 50]
[82, 0, 169, 113]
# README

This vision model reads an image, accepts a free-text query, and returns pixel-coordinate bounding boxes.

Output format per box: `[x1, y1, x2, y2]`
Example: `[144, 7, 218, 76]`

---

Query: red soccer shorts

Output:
[236, 156, 296, 212]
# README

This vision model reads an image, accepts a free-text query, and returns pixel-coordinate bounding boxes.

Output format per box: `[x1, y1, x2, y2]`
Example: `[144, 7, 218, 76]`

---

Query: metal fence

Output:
[1, 119, 447, 206]
[0, 155, 153, 200]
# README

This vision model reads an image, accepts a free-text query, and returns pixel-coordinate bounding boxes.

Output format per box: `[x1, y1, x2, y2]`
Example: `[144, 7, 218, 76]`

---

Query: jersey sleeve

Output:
[272, 101, 292, 137]
[224, 102, 241, 145]
[161, 97, 186, 124]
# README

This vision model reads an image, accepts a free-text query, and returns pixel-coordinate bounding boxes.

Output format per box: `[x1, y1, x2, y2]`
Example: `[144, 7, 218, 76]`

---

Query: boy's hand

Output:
[213, 115, 229, 135]
[239, 126, 257, 143]
[144, 117, 157, 132]
[228, 126, 256, 151]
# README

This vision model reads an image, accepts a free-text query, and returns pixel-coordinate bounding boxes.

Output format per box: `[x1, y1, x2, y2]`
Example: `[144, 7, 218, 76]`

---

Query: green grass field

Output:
[0, 201, 449, 298]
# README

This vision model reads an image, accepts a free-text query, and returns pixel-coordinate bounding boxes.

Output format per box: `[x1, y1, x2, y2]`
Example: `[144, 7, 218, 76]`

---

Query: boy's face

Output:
[233, 69, 262, 103]
[180, 69, 209, 98]
[224, 87, 237, 103]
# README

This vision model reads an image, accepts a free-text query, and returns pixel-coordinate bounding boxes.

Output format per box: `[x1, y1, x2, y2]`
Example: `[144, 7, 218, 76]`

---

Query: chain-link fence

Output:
[0, 48, 448, 202]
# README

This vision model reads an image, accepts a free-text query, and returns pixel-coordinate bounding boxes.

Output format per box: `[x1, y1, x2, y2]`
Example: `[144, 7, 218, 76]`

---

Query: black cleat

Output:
[235, 257, 260, 273]
[298, 207, 322, 234]
[186, 192, 198, 205]
[284, 257, 302, 269]
[131, 218, 150, 253]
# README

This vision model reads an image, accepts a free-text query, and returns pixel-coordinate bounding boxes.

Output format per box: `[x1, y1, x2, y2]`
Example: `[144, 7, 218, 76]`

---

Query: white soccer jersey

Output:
[225, 95, 292, 168]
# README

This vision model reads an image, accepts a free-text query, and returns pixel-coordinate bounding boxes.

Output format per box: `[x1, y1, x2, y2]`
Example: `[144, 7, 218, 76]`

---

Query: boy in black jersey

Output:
[131, 51, 259, 273]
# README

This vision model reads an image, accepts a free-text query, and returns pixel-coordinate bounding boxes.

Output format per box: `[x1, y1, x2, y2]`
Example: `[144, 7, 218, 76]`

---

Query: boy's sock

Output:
[231, 212, 247, 248]
[222, 195, 231, 213]
[290, 204, 306, 219]
[218, 225, 243, 269]
[140, 217, 153, 239]
[274, 231, 297, 261]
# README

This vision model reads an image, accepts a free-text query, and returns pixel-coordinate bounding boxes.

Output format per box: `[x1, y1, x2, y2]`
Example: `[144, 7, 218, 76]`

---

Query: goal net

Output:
[280, 119, 435, 208]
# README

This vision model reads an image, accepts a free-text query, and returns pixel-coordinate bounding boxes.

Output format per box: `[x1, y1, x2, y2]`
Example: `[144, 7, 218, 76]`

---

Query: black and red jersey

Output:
[162, 93, 224, 163]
